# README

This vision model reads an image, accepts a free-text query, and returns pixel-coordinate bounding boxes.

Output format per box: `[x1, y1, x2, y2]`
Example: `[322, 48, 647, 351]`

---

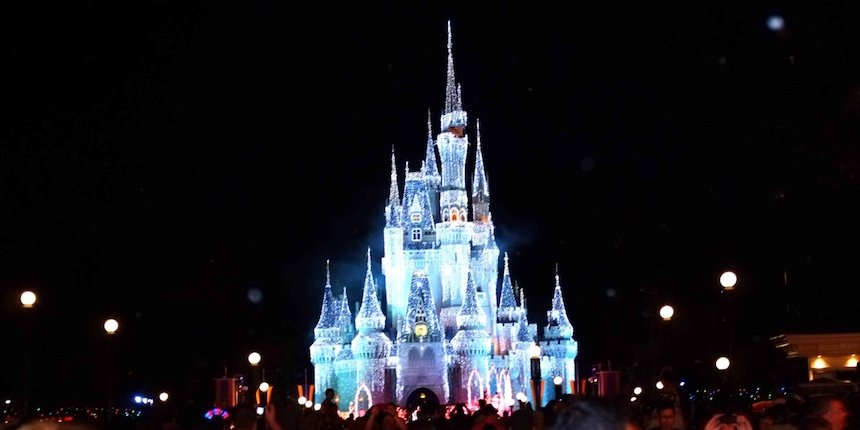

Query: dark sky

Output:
[1, 0, 860, 409]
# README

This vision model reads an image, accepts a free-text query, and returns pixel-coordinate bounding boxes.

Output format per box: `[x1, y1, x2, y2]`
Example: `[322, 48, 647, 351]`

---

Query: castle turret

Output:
[352, 249, 393, 408]
[450, 271, 491, 405]
[424, 109, 442, 217]
[539, 265, 578, 399]
[382, 149, 407, 331]
[310, 261, 341, 404]
[496, 253, 519, 355]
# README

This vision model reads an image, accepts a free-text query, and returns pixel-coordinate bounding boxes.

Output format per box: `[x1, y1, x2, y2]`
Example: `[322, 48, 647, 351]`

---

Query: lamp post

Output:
[20, 291, 37, 416]
[528, 343, 542, 408]
[248, 352, 262, 407]
[104, 318, 119, 420]
[553, 376, 563, 401]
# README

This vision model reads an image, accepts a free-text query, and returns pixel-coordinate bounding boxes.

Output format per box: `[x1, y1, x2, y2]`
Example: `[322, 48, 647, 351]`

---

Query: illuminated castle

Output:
[309, 22, 578, 413]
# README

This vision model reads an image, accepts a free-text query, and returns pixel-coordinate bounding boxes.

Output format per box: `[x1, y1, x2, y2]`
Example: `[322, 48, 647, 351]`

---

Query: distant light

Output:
[259, 382, 270, 392]
[811, 355, 828, 369]
[247, 288, 263, 304]
[313, 403, 321, 411]
[767, 15, 785, 31]
[656, 381, 664, 390]
[659, 305, 675, 321]
[20, 291, 37, 308]
[630, 396, 637, 402]
[305, 400, 313, 408]
[159, 392, 169, 402]
[553, 376, 563, 386]
[4, 399, 11, 405]
[716, 356, 731, 370]
[516, 392, 527, 402]
[298, 396, 307, 405]
[633, 386, 643, 395]
[679, 381, 686, 387]
[720, 271, 737, 290]
[104, 318, 119, 334]
[248, 352, 262, 366]
[134, 395, 143, 404]
[847, 355, 858, 368]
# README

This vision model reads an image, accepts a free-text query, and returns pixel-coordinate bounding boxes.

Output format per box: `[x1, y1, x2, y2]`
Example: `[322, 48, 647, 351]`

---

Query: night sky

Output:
[1, 0, 860, 409]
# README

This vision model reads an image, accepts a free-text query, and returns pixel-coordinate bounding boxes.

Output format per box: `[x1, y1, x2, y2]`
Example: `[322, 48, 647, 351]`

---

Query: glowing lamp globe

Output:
[304, 400, 313, 408]
[159, 392, 169, 402]
[715, 356, 731, 370]
[516, 392, 526, 402]
[656, 381, 664, 390]
[248, 352, 262, 366]
[104, 318, 119, 334]
[553, 376, 563, 386]
[298, 396, 307, 405]
[20, 291, 37, 308]
[259, 382, 270, 392]
[659, 305, 674, 321]
[720, 271, 737, 291]
[528, 343, 541, 359]
[633, 386, 643, 395]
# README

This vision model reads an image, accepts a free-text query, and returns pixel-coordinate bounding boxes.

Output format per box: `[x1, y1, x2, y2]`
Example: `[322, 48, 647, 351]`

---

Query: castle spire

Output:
[336, 286, 355, 343]
[388, 147, 400, 205]
[356, 248, 386, 332]
[472, 119, 489, 199]
[456, 270, 487, 330]
[545, 264, 574, 339]
[314, 260, 338, 336]
[444, 20, 458, 114]
[423, 109, 439, 177]
[497, 252, 518, 322]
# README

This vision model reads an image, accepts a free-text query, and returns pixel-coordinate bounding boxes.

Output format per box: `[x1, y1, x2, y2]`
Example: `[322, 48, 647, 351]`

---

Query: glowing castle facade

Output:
[309, 22, 578, 413]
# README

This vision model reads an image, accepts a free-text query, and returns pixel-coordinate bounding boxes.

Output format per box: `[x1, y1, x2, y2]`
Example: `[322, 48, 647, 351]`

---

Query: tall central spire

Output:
[444, 20, 459, 114]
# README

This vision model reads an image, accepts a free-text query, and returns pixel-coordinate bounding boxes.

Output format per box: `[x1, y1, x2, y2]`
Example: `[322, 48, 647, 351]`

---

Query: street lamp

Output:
[104, 318, 119, 421]
[720, 271, 737, 291]
[715, 356, 731, 371]
[528, 343, 542, 408]
[248, 352, 261, 366]
[20, 291, 37, 416]
[659, 305, 674, 321]
[553, 376, 563, 400]
[20, 291, 36, 308]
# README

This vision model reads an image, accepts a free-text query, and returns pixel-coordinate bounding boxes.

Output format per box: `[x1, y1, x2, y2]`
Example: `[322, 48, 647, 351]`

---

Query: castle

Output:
[309, 22, 578, 413]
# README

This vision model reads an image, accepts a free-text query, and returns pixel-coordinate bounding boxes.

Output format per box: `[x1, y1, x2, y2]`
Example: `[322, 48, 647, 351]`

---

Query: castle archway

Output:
[405, 387, 440, 413]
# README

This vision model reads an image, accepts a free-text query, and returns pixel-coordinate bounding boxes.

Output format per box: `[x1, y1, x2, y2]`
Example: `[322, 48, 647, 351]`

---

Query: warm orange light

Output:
[847, 355, 858, 368]
[811, 355, 828, 369]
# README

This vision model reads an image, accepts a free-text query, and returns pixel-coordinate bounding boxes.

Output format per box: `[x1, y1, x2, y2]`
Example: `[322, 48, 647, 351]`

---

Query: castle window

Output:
[451, 210, 459, 222]
[411, 212, 422, 223]
[411, 228, 422, 242]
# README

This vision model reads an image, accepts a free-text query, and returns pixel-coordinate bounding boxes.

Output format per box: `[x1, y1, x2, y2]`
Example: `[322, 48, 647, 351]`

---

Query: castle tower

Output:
[310, 261, 341, 403]
[352, 249, 393, 409]
[450, 271, 491, 406]
[540, 265, 579, 399]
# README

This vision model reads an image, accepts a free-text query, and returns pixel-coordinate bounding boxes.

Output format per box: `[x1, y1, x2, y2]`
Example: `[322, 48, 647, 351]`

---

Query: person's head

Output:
[548, 397, 629, 430]
[655, 403, 676, 430]
[325, 388, 335, 400]
[810, 395, 848, 430]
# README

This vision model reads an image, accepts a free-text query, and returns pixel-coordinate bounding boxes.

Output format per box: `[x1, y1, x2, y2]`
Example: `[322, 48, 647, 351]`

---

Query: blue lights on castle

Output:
[309, 21, 578, 414]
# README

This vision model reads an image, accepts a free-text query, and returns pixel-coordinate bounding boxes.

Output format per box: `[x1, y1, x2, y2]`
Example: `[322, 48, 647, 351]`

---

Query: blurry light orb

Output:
[716, 356, 731, 370]
[679, 381, 686, 387]
[159, 392, 169, 402]
[104, 318, 119, 334]
[314, 403, 321, 411]
[305, 400, 313, 408]
[659, 305, 675, 321]
[516, 392, 527, 402]
[767, 15, 785, 31]
[247, 288, 263, 304]
[248, 352, 262, 366]
[553, 376, 563, 385]
[4, 399, 10, 405]
[528, 343, 541, 359]
[606, 288, 616, 298]
[720, 271, 737, 290]
[633, 386, 643, 395]
[20, 291, 37, 308]
[630, 396, 637, 402]
[298, 396, 307, 405]
[656, 381, 664, 390]
[259, 382, 270, 392]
